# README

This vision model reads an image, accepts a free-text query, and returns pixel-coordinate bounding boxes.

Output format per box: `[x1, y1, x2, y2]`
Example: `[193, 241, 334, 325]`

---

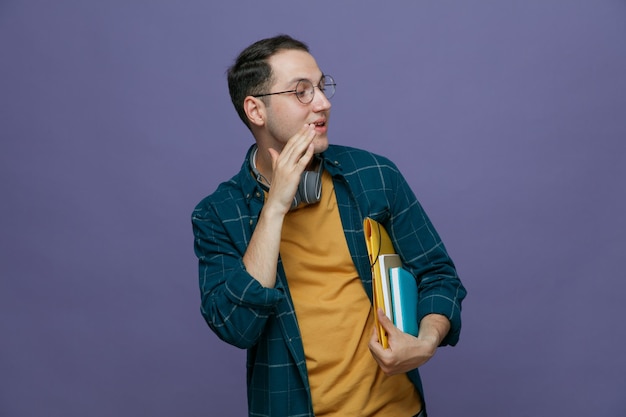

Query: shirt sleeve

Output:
[387, 164, 466, 347]
[192, 201, 284, 349]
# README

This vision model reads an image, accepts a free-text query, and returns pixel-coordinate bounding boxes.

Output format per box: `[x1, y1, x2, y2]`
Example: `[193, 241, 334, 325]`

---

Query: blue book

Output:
[388, 267, 419, 336]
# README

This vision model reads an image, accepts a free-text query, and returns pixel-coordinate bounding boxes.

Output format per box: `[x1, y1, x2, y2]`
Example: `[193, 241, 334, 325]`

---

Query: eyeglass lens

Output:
[295, 75, 336, 104]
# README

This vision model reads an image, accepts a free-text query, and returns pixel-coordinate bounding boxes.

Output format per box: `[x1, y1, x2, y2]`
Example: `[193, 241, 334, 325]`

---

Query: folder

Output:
[363, 217, 395, 348]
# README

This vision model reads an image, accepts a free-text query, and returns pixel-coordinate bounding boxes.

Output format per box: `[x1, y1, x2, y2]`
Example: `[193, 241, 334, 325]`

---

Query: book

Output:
[377, 254, 402, 322]
[389, 267, 419, 336]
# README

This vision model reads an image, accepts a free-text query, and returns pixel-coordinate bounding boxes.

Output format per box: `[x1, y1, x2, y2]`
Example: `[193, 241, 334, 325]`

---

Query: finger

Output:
[281, 124, 316, 162]
[279, 124, 311, 156]
[296, 142, 315, 168]
[377, 308, 399, 341]
[377, 308, 394, 330]
[277, 137, 316, 180]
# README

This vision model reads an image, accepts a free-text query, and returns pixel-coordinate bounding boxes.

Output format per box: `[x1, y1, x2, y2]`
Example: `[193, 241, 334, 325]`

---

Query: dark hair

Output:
[227, 35, 309, 129]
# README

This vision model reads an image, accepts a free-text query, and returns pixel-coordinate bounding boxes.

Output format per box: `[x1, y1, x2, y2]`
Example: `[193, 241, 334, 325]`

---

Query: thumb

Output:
[377, 308, 397, 335]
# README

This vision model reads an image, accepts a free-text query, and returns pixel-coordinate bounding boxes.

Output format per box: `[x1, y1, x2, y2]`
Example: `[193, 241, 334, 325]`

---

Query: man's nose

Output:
[312, 88, 332, 111]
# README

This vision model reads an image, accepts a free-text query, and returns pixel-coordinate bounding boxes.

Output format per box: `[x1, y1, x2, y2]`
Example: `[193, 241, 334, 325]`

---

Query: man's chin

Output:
[313, 137, 329, 154]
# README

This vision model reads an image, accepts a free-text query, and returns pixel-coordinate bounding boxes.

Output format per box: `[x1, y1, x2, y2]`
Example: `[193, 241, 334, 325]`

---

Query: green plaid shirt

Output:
[192, 144, 466, 417]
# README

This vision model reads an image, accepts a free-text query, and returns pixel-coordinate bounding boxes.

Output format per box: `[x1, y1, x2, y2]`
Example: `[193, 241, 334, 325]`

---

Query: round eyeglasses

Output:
[253, 75, 336, 104]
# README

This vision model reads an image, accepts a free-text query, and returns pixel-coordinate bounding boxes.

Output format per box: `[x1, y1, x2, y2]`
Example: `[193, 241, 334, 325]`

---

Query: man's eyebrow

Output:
[286, 74, 324, 85]
[286, 77, 307, 85]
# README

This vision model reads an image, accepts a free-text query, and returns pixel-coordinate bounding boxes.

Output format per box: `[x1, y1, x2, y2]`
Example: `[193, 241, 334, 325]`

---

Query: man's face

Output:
[262, 49, 332, 154]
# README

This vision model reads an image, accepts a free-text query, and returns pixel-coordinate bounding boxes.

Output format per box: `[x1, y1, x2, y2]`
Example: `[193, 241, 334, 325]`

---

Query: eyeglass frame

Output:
[252, 74, 336, 104]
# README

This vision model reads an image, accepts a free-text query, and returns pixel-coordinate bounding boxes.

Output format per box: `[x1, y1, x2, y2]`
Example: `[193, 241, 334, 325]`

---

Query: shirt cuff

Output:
[224, 268, 284, 309]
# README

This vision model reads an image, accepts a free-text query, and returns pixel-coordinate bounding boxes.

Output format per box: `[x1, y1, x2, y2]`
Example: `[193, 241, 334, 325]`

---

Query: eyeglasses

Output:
[253, 75, 336, 104]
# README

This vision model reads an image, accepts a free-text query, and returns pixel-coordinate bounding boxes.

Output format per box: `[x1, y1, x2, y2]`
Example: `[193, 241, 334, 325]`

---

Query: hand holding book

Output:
[369, 309, 438, 375]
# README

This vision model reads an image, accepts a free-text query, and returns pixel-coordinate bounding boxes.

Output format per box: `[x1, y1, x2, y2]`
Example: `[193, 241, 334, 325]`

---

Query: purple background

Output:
[2, 1, 625, 416]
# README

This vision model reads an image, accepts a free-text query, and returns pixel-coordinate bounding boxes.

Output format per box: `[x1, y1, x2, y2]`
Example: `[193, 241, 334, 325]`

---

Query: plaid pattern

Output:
[192, 144, 466, 417]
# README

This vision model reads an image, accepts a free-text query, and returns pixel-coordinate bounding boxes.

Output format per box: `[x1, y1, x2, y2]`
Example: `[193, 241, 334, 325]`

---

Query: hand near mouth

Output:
[265, 123, 317, 215]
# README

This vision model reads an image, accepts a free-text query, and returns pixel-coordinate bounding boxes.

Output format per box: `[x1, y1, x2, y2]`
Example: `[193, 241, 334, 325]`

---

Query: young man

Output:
[192, 35, 466, 417]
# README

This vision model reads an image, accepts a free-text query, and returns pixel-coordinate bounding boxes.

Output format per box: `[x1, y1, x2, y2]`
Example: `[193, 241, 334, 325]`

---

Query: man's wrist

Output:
[418, 314, 451, 347]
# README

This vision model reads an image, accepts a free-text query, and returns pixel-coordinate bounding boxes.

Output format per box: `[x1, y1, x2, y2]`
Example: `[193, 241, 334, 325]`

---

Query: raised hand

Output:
[265, 124, 317, 214]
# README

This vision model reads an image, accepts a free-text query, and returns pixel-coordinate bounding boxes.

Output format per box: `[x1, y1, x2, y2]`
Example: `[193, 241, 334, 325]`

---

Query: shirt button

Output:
[255, 191, 261, 198]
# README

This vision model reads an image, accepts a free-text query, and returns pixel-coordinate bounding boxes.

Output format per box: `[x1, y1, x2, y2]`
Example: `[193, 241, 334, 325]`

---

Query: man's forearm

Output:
[242, 203, 285, 288]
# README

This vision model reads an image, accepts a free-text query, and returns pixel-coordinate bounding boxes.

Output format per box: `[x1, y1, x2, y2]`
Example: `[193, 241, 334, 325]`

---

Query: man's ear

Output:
[243, 96, 266, 127]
